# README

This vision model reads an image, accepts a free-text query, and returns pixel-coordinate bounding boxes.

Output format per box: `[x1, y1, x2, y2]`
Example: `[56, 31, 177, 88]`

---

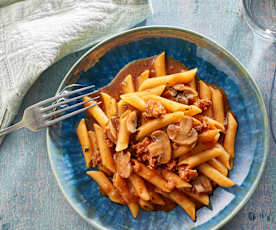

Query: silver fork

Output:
[0, 85, 99, 137]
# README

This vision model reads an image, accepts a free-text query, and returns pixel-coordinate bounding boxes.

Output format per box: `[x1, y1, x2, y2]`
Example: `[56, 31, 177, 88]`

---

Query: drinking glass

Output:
[242, 0, 276, 39]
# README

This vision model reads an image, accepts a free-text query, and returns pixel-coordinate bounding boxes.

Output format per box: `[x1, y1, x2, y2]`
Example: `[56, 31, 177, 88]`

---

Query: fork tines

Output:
[43, 97, 99, 119]
[46, 101, 101, 126]
[36, 85, 99, 126]
[37, 85, 95, 107]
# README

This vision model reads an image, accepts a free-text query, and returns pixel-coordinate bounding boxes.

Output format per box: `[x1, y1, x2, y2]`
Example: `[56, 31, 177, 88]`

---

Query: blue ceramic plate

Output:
[46, 26, 269, 230]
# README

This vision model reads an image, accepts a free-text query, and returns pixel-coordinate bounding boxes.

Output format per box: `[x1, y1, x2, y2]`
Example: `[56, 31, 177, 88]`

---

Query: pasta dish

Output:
[76, 52, 238, 220]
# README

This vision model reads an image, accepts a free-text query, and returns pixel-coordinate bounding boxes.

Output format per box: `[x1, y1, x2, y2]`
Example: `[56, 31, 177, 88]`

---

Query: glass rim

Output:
[242, 0, 276, 38]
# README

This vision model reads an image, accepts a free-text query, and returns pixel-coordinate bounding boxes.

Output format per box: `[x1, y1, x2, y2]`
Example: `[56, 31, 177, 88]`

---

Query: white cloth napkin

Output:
[0, 0, 151, 144]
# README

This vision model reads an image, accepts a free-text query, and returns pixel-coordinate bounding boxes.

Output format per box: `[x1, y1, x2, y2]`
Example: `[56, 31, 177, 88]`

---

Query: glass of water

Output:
[242, 0, 276, 39]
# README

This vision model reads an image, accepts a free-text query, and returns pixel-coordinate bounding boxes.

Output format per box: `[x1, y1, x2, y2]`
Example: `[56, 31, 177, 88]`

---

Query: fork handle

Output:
[0, 121, 24, 137]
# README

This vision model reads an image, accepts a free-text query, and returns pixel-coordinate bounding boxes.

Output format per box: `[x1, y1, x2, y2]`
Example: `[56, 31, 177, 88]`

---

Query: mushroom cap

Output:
[173, 84, 198, 96]
[115, 151, 132, 178]
[126, 111, 137, 133]
[105, 119, 117, 144]
[192, 175, 212, 194]
[147, 130, 171, 164]
[167, 116, 198, 146]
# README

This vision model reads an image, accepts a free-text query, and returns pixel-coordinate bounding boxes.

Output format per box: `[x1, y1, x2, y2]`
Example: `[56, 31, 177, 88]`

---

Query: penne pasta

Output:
[162, 170, 192, 189]
[113, 173, 140, 218]
[153, 188, 177, 214]
[128, 202, 139, 218]
[87, 171, 124, 204]
[83, 96, 108, 128]
[154, 52, 166, 76]
[137, 69, 150, 89]
[189, 142, 215, 155]
[198, 163, 235, 187]
[183, 105, 202, 116]
[168, 190, 196, 221]
[113, 173, 131, 202]
[94, 124, 115, 173]
[178, 143, 216, 163]
[139, 85, 166, 96]
[88, 130, 101, 167]
[202, 116, 225, 132]
[224, 112, 238, 158]
[178, 146, 224, 168]
[198, 129, 220, 143]
[183, 190, 210, 206]
[132, 160, 171, 193]
[121, 94, 146, 111]
[138, 68, 197, 91]
[117, 99, 128, 115]
[189, 77, 197, 91]
[178, 151, 193, 162]
[129, 174, 151, 201]
[208, 158, 228, 176]
[76, 119, 93, 168]
[116, 111, 131, 152]
[122, 74, 135, 93]
[173, 145, 191, 158]
[199, 80, 213, 117]
[216, 144, 231, 170]
[142, 94, 202, 115]
[101, 92, 117, 118]
[211, 87, 225, 125]
[124, 85, 166, 97]
[88, 131, 98, 153]
[137, 112, 185, 139]
[147, 185, 165, 205]
[113, 173, 135, 203]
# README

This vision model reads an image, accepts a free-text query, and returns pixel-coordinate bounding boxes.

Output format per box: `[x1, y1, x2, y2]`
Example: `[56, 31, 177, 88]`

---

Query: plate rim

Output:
[46, 25, 270, 230]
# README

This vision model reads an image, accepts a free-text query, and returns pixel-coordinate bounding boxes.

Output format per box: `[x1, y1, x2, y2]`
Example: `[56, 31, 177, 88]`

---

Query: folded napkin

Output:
[0, 0, 151, 144]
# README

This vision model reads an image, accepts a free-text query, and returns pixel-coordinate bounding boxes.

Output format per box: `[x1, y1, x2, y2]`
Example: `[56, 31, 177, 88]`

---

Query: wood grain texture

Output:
[0, 0, 275, 229]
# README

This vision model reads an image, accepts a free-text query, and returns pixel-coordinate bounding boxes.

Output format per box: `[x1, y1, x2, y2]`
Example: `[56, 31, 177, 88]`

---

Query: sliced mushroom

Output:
[147, 130, 171, 164]
[105, 119, 117, 144]
[173, 84, 186, 91]
[115, 151, 132, 178]
[173, 84, 198, 96]
[173, 85, 198, 105]
[167, 116, 198, 146]
[192, 175, 212, 194]
[126, 111, 137, 133]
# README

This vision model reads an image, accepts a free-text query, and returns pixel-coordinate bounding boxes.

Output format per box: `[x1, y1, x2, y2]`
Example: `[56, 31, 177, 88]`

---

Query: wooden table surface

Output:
[0, 0, 275, 229]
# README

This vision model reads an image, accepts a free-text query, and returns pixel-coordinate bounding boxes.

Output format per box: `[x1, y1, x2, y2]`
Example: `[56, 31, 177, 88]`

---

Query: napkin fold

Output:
[0, 0, 151, 144]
